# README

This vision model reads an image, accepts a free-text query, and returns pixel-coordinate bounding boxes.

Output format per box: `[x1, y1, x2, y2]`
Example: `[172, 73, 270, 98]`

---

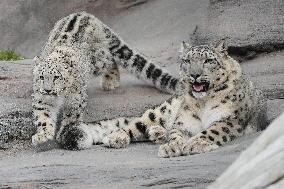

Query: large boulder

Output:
[191, 0, 284, 59]
[208, 112, 284, 189]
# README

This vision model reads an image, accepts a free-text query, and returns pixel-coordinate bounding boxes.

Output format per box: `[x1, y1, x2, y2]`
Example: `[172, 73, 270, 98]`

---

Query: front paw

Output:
[103, 130, 130, 148]
[148, 125, 167, 144]
[185, 138, 219, 155]
[32, 119, 55, 146]
[158, 139, 187, 158]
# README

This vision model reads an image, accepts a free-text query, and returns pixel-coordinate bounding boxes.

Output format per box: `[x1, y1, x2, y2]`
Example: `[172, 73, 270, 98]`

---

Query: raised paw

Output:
[185, 137, 219, 155]
[101, 72, 120, 91]
[102, 80, 119, 90]
[148, 125, 167, 144]
[158, 139, 187, 158]
[103, 130, 130, 149]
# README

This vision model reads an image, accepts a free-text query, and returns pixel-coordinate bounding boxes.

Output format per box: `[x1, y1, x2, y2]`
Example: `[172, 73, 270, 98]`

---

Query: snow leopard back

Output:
[39, 12, 179, 93]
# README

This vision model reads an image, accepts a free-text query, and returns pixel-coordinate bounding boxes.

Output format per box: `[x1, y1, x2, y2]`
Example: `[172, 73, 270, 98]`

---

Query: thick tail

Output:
[57, 118, 131, 150]
[104, 27, 179, 94]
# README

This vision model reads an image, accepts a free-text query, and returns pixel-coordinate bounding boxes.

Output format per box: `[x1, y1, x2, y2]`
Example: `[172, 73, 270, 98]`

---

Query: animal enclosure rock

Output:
[191, 0, 284, 59]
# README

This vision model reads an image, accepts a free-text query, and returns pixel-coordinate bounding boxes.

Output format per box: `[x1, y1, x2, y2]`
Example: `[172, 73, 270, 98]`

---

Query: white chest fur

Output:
[200, 103, 232, 130]
[180, 102, 232, 135]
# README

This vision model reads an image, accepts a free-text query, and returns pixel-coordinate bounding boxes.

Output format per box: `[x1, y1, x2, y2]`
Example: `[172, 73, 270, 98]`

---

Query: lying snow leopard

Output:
[32, 12, 179, 147]
[62, 39, 268, 156]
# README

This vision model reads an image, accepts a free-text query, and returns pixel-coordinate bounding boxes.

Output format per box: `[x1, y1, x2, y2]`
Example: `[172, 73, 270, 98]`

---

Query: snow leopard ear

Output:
[179, 41, 191, 53]
[214, 38, 228, 53]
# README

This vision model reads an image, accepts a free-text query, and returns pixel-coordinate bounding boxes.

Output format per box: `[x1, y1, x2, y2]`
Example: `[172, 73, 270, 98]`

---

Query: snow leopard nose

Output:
[45, 89, 52, 94]
[190, 74, 201, 80]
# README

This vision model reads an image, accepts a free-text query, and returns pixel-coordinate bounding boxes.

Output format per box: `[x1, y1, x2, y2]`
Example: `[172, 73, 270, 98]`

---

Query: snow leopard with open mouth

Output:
[61, 39, 268, 158]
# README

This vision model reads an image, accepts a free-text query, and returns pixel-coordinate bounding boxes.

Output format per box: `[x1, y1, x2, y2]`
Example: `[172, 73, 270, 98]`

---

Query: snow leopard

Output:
[32, 12, 179, 148]
[61, 39, 268, 158]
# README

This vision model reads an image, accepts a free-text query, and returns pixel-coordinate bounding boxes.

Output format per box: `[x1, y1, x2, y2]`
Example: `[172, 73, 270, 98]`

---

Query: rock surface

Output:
[191, 0, 284, 59]
[0, 133, 259, 189]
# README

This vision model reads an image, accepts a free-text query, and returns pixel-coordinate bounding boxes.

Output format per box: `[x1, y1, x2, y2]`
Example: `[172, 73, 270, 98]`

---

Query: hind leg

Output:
[101, 64, 120, 91]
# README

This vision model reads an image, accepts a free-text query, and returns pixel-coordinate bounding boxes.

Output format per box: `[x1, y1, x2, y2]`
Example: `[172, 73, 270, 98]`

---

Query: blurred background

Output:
[0, 0, 283, 61]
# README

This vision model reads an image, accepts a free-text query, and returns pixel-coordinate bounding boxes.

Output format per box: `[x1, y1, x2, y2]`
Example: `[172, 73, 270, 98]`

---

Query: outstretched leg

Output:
[101, 96, 183, 148]
[58, 117, 132, 150]
[101, 64, 120, 91]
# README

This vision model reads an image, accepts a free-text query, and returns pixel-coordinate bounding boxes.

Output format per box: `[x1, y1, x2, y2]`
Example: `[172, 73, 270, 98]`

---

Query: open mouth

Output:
[192, 82, 209, 92]
[41, 91, 58, 96]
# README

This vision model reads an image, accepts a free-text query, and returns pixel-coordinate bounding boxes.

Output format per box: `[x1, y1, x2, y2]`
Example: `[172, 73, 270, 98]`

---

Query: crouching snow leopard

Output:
[63, 39, 268, 157]
[32, 12, 180, 148]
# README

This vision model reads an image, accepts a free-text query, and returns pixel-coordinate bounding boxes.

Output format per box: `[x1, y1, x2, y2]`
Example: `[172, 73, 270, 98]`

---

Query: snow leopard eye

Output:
[182, 59, 190, 64]
[204, 58, 219, 69]
[204, 58, 217, 64]
[53, 75, 61, 82]
[204, 59, 212, 64]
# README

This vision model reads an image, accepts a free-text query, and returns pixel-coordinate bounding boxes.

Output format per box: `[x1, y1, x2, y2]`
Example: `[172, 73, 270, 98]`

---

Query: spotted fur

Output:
[64, 39, 268, 157]
[31, 12, 179, 148]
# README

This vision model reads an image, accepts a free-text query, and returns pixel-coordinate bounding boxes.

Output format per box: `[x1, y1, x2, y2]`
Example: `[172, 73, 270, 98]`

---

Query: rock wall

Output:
[191, 0, 284, 59]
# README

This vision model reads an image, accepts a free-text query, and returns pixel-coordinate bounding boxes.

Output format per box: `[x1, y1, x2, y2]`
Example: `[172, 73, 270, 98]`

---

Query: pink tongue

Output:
[193, 84, 204, 92]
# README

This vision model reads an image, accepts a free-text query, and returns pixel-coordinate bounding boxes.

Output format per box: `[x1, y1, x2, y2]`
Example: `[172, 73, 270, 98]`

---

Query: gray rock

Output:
[191, 0, 284, 59]
[209, 113, 284, 189]
[0, 132, 259, 189]
[0, 60, 34, 148]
